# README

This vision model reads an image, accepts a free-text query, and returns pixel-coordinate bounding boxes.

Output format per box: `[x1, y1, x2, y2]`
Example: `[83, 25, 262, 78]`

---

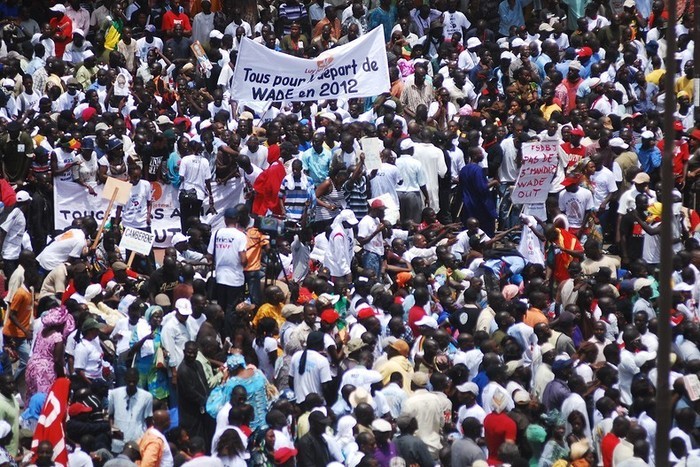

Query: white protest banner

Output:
[119, 227, 155, 256]
[512, 142, 559, 204]
[54, 179, 246, 247]
[231, 26, 390, 102]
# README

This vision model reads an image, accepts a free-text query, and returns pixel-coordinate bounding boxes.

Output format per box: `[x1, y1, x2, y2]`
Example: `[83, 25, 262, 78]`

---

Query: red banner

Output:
[31, 377, 70, 466]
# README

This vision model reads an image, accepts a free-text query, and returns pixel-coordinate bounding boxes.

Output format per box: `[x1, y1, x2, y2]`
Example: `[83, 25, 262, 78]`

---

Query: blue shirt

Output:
[368, 5, 397, 41]
[301, 147, 332, 185]
[636, 144, 662, 173]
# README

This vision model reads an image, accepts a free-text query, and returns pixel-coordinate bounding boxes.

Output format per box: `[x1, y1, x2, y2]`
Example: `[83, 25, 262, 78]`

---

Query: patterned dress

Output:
[25, 331, 64, 400]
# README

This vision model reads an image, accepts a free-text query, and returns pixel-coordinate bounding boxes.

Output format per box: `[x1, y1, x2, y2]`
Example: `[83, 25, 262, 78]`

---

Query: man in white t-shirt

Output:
[36, 216, 97, 272]
[0, 191, 31, 280]
[207, 205, 248, 337]
[289, 331, 332, 404]
[117, 166, 153, 230]
[441, 0, 470, 42]
[558, 175, 594, 236]
[357, 200, 387, 278]
[589, 154, 618, 238]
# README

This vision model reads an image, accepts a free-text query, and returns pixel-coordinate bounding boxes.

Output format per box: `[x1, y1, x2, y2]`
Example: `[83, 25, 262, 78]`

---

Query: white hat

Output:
[588, 77, 603, 89]
[199, 119, 213, 130]
[319, 111, 337, 122]
[384, 100, 397, 110]
[641, 130, 655, 139]
[568, 60, 583, 71]
[511, 37, 526, 48]
[623, 0, 635, 7]
[95, 122, 111, 132]
[209, 29, 224, 40]
[399, 138, 414, 151]
[456, 382, 479, 394]
[466, 37, 482, 49]
[513, 389, 530, 404]
[541, 343, 555, 354]
[171, 233, 189, 245]
[50, 3, 66, 13]
[15, 190, 32, 203]
[673, 282, 694, 292]
[500, 51, 515, 61]
[1, 78, 13, 88]
[539, 23, 554, 32]
[634, 350, 656, 367]
[156, 115, 173, 126]
[634, 278, 653, 292]
[318, 293, 340, 305]
[84, 283, 103, 301]
[609, 137, 629, 149]
[337, 209, 359, 225]
[371, 419, 393, 433]
[175, 298, 193, 316]
[415, 315, 438, 329]
[73, 28, 85, 37]
[0, 421, 10, 439]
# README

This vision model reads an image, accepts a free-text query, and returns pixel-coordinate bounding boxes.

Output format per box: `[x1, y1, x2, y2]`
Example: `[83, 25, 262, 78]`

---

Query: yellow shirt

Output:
[252, 302, 284, 328]
[645, 69, 665, 86]
[675, 76, 694, 99]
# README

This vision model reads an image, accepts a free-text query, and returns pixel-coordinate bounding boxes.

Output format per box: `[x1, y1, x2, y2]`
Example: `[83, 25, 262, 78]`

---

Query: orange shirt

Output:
[3, 286, 32, 338]
[244, 228, 269, 272]
[523, 307, 548, 328]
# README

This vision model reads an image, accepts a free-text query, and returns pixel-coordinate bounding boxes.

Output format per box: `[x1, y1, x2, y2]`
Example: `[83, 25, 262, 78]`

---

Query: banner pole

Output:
[92, 188, 119, 250]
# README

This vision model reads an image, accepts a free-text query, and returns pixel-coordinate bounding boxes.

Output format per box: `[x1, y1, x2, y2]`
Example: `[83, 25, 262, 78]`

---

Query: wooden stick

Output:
[91, 188, 119, 250]
[126, 251, 137, 269]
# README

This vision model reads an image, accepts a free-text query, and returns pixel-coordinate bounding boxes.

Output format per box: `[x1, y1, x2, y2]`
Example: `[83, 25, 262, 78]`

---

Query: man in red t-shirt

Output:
[601, 416, 630, 467]
[407, 287, 430, 335]
[657, 121, 690, 186]
[161, 0, 192, 34]
[48, 4, 73, 57]
[562, 127, 587, 169]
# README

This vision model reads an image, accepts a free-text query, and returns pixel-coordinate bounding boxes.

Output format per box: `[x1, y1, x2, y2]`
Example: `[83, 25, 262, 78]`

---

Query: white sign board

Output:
[119, 227, 155, 256]
[360, 137, 383, 172]
[231, 27, 390, 102]
[512, 142, 559, 204]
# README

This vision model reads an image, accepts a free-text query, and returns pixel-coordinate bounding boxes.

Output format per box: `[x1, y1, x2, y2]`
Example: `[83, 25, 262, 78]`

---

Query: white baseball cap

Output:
[50, 3, 66, 13]
[15, 190, 32, 203]
[175, 298, 193, 316]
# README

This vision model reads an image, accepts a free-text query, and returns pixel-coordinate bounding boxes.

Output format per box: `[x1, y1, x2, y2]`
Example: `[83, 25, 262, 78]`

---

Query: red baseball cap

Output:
[561, 175, 582, 187]
[370, 199, 386, 209]
[570, 127, 585, 137]
[577, 46, 593, 58]
[320, 309, 340, 324]
[357, 306, 377, 320]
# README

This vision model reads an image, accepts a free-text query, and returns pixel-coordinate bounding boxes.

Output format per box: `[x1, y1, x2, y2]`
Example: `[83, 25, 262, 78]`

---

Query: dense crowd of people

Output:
[0, 0, 695, 466]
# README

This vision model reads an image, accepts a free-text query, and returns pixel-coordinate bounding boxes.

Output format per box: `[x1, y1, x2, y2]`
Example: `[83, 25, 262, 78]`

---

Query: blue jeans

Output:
[4, 337, 29, 381]
[361, 251, 382, 278]
[244, 270, 265, 306]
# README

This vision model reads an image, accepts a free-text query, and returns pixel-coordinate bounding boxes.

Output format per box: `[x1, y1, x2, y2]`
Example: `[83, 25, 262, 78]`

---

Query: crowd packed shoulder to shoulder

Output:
[0, 0, 695, 466]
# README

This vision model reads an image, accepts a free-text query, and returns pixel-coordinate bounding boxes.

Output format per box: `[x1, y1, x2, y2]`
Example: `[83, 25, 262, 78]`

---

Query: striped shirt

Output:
[280, 173, 314, 222]
[278, 2, 308, 35]
[344, 175, 368, 219]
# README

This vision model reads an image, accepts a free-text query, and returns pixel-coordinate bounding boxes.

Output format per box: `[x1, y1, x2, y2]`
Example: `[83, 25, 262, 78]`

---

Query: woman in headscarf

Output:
[206, 351, 270, 430]
[25, 306, 75, 400]
[131, 306, 169, 401]
[334, 415, 359, 462]
[538, 410, 570, 467]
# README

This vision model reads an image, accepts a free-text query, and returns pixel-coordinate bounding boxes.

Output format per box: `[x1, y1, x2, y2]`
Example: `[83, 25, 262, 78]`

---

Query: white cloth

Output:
[36, 228, 86, 271]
